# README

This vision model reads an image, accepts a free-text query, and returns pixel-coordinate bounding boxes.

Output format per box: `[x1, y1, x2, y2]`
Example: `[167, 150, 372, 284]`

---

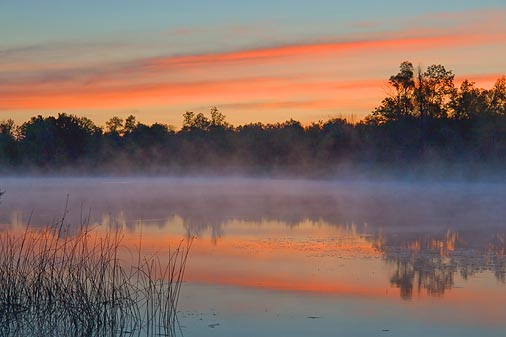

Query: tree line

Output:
[1, 62, 506, 177]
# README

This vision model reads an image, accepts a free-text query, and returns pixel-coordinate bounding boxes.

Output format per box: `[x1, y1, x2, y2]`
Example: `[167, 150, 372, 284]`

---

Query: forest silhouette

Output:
[1, 62, 505, 177]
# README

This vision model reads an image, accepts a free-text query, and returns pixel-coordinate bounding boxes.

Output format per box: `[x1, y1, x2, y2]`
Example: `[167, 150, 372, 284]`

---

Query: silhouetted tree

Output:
[210, 107, 229, 129]
[19, 115, 59, 165]
[124, 115, 137, 134]
[372, 61, 416, 122]
[0, 119, 19, 165]
[450, 80, 488, 120]
[488, 77, 506, 115]
[182, 111, 211, 132]
[18, 114, 101, 166]
[371, 62, 455, 123]
[418, 64, 455, 119]
[54, 113, 102, 162]
[105, 116, 124, 135]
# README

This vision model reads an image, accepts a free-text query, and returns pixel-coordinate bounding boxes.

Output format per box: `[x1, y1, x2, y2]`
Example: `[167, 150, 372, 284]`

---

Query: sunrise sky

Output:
[1, 0, 505, 127]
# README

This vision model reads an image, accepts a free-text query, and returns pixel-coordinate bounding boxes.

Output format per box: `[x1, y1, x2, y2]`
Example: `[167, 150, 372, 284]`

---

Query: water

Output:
[1, 177, 505, 336]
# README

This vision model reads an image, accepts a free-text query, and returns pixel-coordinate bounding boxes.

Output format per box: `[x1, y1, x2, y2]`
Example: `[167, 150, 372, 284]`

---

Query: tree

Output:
[129, 122, 173, 147]
[450, 80, 488, 119]
[182, 111, 195, 131]
[193, 113, 210, 130]
[371, 62, 455, 123]
[106, 116, 124, 135]
[19, 115, 59, 165]
[488, 76, 506, 115]
[18, 114, 102, 165]
[0, 119, 18, 164]
[418, 64, 455, 119]
[370, 62, 416, 123]
[182, 111, 211, 131]
[124, 115, 137, 134]
[389, 61, 416, 117]
[210, 107, 229, 128]
[56, 113, 102, 161]
[0, 119, 17, 138]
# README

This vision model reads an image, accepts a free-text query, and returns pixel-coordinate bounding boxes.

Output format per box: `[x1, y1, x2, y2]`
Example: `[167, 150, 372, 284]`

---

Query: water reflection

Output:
[1, 178, 505, 300]
[374, 230, 506, 299]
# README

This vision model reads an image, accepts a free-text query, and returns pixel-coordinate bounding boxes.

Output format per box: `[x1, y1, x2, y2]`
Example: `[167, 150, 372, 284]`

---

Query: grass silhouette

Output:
[0, 210, 191, 337]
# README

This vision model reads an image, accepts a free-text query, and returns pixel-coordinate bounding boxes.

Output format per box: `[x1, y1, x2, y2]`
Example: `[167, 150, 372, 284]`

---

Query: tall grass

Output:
[0, 214, 191, 337]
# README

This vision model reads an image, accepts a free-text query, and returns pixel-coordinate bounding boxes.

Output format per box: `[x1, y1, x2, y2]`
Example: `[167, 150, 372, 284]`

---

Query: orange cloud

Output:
[146, 33, 506, 69]
[0, 77, 384, 111]
[1, 29, 505, 124]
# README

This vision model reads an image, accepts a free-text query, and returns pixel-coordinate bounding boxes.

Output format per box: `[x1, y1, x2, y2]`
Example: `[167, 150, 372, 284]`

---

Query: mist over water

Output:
[2, 176, 505, 231]
[1, 176, 505, 336]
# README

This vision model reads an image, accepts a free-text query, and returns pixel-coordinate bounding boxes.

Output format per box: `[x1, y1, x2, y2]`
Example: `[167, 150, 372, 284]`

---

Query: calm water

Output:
[1, 177, 505, 336]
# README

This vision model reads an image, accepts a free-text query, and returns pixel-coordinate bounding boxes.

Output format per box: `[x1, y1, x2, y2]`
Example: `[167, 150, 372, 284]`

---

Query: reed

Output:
[0, 216, 191, 337]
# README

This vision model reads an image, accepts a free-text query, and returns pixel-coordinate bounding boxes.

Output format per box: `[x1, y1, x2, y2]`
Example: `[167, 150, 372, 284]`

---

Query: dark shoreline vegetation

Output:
[1, 62, 506, 178]
[0, 214, 191, 337]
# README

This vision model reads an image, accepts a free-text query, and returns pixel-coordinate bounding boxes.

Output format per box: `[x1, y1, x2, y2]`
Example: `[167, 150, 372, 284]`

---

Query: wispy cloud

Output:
[3, 31, 504, 89]
[145, 33, 505, 69]
[1, 8, 505, 124]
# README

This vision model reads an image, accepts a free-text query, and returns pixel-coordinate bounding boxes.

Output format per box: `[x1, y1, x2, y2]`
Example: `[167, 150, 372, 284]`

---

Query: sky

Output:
[1, 1, 505, 127]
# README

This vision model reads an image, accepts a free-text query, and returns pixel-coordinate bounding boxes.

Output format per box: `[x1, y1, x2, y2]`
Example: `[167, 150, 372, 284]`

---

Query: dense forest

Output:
[1, 62, 506, 178]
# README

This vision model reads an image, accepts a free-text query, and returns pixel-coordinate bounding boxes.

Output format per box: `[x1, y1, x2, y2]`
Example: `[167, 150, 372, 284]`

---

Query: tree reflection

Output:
[373, 231, 506, 299]
[388, 255, 456, 299]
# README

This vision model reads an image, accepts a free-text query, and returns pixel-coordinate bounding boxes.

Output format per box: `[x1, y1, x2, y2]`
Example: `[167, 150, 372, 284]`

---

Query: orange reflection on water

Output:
[115, 217, 505, 316]
[115, 219, 393, 295]
[3, 216, 505, 316]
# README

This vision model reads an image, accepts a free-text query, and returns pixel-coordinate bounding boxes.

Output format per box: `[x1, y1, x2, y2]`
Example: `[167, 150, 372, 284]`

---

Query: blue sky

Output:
[3, 0, 505, 46]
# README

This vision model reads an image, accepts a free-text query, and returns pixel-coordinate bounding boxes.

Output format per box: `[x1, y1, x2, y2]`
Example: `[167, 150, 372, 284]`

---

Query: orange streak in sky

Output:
[0, 77, 384, 110]
[455, 74, 505, 88]
[148, 33, 506, 68]
[1, 32, 505, 115]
